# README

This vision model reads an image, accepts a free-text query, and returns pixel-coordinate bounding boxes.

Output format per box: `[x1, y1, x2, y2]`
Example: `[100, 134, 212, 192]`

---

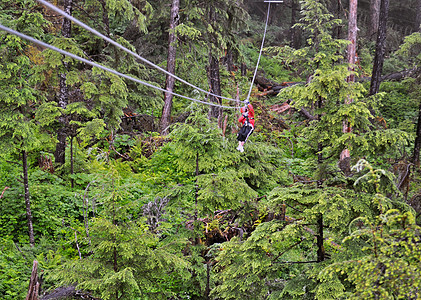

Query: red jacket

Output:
[238, 104, 255, 127]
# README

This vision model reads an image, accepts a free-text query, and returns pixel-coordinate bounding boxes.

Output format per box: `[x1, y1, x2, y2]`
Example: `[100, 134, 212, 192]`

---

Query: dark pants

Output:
[237, 125, 254, 142]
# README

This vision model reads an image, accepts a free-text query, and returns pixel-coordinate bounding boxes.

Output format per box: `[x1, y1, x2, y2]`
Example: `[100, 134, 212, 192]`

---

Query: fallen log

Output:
[256, 67, 421, 98]
[270, 102, 316, 121]
[380, 67, 421, 81]
[40, 285, 100, 300]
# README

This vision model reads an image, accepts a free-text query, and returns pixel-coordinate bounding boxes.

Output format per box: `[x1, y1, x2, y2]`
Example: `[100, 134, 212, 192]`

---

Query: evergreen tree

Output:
[0, 0, 52, 245]
[48, 162, 191, 299]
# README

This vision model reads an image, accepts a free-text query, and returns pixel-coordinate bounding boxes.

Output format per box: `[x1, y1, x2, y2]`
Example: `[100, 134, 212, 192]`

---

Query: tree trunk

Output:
[23, 150, 35, 246]
[416, 0, 421, 32]
[339, 0, 358, 175]
[54, 0, 72, 165]
[369, 0, 389, 96]
[207, 5, 223, 121]
[369, 0, 381, 39]
[26, 260, 39, 300]
[346, 0, 358, 84]
[224, 46, 235, 72]
[329, 0, 340, 39]
[207, 54, 223, 121]
[204, 262, 211, 300]
[413, 103, 421, 167]
[316, 214, 325, 262]
[160, 0, 180, 135]
[290, 0, 301, 49]
[70, 136, 74, 188]
[194, 151, 199, 221]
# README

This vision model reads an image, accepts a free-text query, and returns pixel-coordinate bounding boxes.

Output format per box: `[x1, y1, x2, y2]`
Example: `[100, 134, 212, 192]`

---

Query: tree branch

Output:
[0, 186, 9, 199]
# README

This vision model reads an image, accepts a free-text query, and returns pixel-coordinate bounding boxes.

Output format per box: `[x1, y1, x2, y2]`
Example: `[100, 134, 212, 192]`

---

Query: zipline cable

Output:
[36, 0, 240, 104]
[245, 2, 271, 103]
[0, 24, 238, 110]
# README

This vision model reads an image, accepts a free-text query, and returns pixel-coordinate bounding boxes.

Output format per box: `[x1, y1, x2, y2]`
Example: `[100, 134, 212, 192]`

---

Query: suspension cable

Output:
[36, 0, 240, 104]
[0, 24, 239, 110]
[245, 2, 271, 102]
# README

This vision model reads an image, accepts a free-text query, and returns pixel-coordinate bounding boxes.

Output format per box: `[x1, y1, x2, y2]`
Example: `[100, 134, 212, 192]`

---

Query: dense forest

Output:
[1, 0, 421, 299]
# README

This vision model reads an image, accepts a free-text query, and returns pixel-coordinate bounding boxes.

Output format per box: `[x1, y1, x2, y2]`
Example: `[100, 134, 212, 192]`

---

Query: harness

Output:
[244, 114, 254, 129]
[243, 105, 254, 128]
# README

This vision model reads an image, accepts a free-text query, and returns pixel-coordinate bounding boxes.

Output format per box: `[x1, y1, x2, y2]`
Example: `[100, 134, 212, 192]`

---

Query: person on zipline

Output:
[237, 100, 255, 152]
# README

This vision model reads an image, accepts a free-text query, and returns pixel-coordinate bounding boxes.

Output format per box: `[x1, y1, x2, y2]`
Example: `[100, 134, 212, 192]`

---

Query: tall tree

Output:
[290, 0, 301, 49]
[177, 0, 248, 121]
[369, 0, 390, 96]
[416, 0, 421, 32]
[207, 4, 224, 121]
[160, 0, 180, 135]
[396, 32, 421, 166]
[54, 0, 73, 166]
[369, 0, 381, 39]
[0, 0, 51, 245]
[339, 0, 358, 174]
[49, 164, 191, 299]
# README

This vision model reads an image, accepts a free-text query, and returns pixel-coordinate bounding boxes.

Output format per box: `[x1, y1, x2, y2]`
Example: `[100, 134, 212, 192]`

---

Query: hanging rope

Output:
[0, 24, 238, 110]
[245, 2, 271, 103]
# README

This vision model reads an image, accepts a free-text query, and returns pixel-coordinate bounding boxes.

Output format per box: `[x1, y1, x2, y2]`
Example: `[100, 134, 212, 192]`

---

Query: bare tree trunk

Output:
[339, 0, 358, 175]
[369, 0, 381, 39]
[329, 0, 340, 39]
[346, 0, 358, 84]
[26, 260, 39, 300]
[413, 103, 421, 167]
[290, 0, 301, 49]
[70, 136, 74, 188]
[369, 0, 389, 96]
[160, 0, 180, 135]
[316, 97, 325, 263]
[207, 5, 223, 121]
[204, 262, 211, 300]
[194, 151, 199, 221]
[316, 214, 325, 262]
[54, 0, 73, 165]
[207, 54, 223, 121]
[23, 150, 35, 246]
[416, 0, 421, 32]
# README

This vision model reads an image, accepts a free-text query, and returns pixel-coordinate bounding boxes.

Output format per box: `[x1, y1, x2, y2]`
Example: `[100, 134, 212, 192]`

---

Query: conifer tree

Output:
[48, 163, 191, 299]
[160, 0, 180, 136]
[395, 32, 421, 167]
[210, 2, 411, 298]
[319, 160, 420, 299]
[34, 0, 156, 170]
[54, 0, 73, 166]
[0, 0, 52, 246]
[173, 0, 249, 120]
[279, 0, 406, 172]
[169, 105, 259, 216]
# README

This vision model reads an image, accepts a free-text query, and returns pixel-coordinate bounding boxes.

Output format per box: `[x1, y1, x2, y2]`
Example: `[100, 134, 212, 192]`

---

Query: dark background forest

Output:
[1, 0, 421, 299]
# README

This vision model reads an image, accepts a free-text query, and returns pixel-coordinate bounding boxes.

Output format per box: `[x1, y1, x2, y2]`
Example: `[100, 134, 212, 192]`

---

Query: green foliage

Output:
[378, 81, 417, 131]
[47, 163, 191, 299]
[319, 163, 420, 299]
[277, 2, 408, 166]
[1, 0, 421, 298]
[0, 238, 30, 299]
[169, 105, 290, 215]
[0, 32, 48, 154]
